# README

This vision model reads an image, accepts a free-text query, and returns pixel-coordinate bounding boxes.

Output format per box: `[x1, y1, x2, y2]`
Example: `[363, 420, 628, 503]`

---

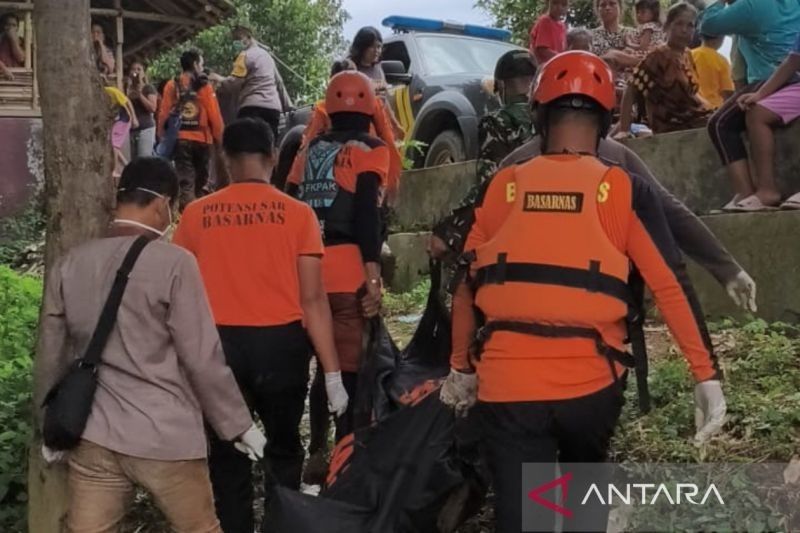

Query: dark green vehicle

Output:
[379, 16, 524, 168]
[275, 16, 524, 179]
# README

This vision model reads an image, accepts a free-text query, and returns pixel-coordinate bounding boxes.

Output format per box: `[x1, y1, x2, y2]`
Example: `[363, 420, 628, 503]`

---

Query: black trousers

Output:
[308, 365, 359, 454]
[238, 106, 281, 141]
[478, 382, 625, 533]
[209, 322, 311, 533]
[174, 139, 211, 212]
[707, 82, 763, 166]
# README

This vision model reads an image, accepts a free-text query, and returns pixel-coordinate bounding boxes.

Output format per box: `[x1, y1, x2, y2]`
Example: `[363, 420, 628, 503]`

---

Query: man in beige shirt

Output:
[36, 157, 265, 533]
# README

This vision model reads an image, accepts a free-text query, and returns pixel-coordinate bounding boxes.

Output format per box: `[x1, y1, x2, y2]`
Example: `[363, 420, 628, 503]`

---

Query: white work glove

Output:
[439, 369, 478, 417]
[325, 371, 350, 418]
[234, 423, 267, 462]
[41, 444, 66, 464]
[726, 270, 757, 313]
[694, 380, 727, 444]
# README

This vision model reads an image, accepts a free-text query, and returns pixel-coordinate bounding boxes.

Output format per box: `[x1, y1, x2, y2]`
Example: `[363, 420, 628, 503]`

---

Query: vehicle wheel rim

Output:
[433, 151, 453, 166]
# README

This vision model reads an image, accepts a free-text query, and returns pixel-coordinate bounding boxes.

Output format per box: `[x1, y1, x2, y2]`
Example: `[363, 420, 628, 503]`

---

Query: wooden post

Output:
[32, 18, 38, 110]
[114, 0, 123, 89]
[24, 1, 32, 69]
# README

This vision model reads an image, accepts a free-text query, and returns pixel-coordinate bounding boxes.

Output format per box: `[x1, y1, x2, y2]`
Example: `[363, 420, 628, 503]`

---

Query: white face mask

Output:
[114, 187, 174, 238]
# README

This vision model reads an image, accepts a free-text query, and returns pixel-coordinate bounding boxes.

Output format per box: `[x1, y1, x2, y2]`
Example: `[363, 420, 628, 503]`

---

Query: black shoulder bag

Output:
[42, 235, 150, 451]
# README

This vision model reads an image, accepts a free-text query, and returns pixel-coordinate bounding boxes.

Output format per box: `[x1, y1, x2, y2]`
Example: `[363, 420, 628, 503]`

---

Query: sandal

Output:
[720, 196, 743, 212]
[726, 195, 779, 212]
[780, 192, 800, 210]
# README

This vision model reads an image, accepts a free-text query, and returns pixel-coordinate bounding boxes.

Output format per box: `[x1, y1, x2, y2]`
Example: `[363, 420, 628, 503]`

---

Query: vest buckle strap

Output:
[474, 261, 633, 307]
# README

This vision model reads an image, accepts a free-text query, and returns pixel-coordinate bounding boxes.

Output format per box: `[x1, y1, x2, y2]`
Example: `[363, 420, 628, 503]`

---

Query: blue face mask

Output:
[232, 40, 246, 52]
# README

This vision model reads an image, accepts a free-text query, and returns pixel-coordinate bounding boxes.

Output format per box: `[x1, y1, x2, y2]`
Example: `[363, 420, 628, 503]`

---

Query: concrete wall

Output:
[386, 128, 800, 323]
[391, 161, 477, 232]
[623, 121, 800, 214]
[687, 211, 800, 323]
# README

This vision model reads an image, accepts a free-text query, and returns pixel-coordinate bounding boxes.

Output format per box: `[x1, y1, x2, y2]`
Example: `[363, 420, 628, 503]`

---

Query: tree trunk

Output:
[28, 1, 113, 531]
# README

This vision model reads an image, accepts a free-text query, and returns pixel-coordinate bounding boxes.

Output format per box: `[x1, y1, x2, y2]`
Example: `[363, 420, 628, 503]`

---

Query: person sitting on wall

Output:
[691, 33, 735, 110]
[616, 3, 712, 137]
[730, 34, 800, 211]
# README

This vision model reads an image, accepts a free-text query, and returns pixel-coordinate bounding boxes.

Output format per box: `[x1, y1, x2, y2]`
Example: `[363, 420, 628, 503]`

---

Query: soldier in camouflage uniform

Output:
[431, 49, 538, 259]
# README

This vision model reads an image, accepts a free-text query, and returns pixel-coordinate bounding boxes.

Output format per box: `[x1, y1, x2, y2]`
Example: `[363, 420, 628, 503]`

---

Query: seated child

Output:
[625, 0, 665, 56]
[691, 34, 734, 109]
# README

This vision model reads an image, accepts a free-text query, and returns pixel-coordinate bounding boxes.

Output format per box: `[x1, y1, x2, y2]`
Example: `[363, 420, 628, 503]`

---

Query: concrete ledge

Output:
[688, 211, 800, 322]
[387, 213, 800, 323]
[392, 161, 477, 233]
[623, 121, 800, 214]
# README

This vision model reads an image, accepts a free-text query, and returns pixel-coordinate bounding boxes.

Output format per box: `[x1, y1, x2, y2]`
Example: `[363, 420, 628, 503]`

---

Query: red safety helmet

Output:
[532, 51, 616, 112]
[325, 71, 376, 117]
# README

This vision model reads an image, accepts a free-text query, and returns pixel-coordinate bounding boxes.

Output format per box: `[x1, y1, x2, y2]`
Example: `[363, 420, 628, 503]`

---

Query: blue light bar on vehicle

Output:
[382, 16, 512, 42]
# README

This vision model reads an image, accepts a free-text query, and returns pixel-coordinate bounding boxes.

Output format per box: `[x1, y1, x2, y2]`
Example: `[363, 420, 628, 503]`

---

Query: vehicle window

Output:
[416, 36, 517, 76]
[382, 41, 411, 72]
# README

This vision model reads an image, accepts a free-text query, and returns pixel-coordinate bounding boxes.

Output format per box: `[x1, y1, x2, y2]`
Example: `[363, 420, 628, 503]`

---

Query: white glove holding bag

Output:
[694, 380, 727, 444]
[234, 423, 267, 461]
[325, 371, 350, 417]
[439, 369, 478, 417]
[726, 270, 757, 313]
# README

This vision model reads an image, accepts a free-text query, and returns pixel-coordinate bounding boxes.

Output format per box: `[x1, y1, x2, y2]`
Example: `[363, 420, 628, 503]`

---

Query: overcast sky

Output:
[342, 0, 494, 40]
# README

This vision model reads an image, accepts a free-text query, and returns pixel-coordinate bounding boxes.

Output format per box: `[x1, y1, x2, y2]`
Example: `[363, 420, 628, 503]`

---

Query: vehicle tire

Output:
[424, 129, 466, 167]
[272, 124, 305, 192]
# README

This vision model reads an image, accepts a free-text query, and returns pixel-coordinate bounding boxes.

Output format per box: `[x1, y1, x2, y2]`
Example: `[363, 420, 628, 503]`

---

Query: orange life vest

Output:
[471, 155, 635, 364]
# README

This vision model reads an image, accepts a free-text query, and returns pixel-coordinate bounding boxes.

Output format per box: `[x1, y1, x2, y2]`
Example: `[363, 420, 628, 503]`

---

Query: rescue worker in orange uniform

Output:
[287, 71, 388, 478]
[440, 52, 728, 532]
[286, 60, 402, 205]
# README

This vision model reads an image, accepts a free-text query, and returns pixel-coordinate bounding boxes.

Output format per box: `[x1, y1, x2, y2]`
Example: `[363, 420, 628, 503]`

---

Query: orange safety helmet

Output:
[325, 71, 376, 117]
[532, 51, 616, 112]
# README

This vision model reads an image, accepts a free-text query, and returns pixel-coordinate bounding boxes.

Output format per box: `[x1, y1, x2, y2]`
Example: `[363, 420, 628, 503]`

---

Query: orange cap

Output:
[325, 71, 376, 116]
[532, 51, 616, 112]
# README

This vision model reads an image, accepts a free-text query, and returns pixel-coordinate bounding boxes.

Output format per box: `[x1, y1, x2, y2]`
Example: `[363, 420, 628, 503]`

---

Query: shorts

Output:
[110, 119, 131, 150]
[758, 82, 800, 125]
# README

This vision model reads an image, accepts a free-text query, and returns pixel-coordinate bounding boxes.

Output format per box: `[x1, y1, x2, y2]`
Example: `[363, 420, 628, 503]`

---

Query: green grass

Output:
[614, 319, 800, 464]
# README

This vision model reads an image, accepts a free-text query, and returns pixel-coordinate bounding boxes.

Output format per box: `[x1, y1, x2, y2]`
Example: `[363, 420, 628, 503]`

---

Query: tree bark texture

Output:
[28, 0, 114, 531]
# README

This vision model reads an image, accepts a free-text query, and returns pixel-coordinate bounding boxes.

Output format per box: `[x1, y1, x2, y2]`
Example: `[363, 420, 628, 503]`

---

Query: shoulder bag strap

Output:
[82, 235, 150, 367]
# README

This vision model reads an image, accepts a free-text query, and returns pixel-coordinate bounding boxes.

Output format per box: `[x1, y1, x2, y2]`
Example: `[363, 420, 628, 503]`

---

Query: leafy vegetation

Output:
[0, 206, 45, 270]
[149, 0, 349, 105]
[613, 319, 800, 532]
[0, 267, 41, 532]
[383, 278, 431, 317]
[614, 319, 800, 463]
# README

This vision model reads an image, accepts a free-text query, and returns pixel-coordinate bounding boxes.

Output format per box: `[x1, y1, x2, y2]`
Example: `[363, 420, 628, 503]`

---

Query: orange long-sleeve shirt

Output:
[452, 155, 720, 402]
[157, 74, 224, 145]
[287, 99, 402, 200]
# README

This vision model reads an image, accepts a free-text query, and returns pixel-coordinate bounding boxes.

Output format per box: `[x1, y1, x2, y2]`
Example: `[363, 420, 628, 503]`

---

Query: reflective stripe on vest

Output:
[473, 155, 631, 345]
